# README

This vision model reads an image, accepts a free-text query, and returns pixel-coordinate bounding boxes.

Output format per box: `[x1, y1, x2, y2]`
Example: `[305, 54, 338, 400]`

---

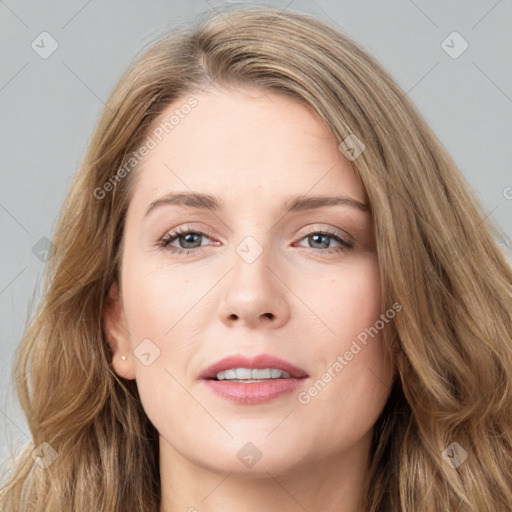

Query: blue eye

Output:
[296, 230, 353, 253]
[158, 227, 215, 255]
[158, 227, 353, 255]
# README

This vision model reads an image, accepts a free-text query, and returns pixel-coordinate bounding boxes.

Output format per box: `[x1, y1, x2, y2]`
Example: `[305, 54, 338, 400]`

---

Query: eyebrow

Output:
[144, 191, 370, 218]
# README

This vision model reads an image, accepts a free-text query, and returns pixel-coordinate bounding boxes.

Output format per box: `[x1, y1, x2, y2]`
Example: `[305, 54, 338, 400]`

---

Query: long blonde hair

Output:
[1, 5, 511, 511]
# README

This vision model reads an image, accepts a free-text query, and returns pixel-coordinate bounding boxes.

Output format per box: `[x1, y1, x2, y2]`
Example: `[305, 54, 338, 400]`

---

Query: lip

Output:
[198, 353, 309, 380]
[202, 378, 306, 404]
[198, 353, 309, 405]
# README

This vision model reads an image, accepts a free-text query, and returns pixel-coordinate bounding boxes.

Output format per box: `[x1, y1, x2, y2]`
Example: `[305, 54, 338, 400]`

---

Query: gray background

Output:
[1, 0, 511, 470]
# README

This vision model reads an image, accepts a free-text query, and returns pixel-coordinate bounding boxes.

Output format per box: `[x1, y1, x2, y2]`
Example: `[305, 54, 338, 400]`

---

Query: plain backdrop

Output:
[1, 0, 511, 472]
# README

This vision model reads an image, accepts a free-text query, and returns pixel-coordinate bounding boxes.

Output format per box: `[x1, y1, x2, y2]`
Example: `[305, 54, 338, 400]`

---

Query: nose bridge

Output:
[217, 228, 289, 328]
[230, 231, 276, 294]
[228, 208, 275, 269]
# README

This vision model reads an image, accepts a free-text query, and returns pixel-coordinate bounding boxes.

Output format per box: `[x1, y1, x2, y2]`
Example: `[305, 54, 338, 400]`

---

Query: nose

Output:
[217, 241, 290, 330]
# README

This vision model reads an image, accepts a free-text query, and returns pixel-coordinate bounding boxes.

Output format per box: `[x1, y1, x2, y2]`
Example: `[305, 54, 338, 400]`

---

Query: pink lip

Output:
[202, 378, 307, 404]
[198, 353, 309, 380]
[198, 353, 309, 405]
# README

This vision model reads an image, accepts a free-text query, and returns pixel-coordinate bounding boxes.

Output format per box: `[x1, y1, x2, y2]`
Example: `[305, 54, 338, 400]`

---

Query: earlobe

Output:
[104, 280, 136, 380]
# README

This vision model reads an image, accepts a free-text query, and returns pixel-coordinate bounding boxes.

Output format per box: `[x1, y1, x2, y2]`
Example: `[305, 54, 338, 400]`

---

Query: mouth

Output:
[198, 353, 309, 381]
[198, 353, 309, 404]
[209, 368, 294, 382]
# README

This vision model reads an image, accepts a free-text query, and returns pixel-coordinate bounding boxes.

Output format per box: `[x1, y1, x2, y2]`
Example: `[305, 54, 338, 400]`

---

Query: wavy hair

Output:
[1, 5, 511, 511]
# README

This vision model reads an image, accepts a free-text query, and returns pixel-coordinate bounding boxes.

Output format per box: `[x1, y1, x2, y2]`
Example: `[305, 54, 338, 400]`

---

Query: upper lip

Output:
[198, 353, 309, 380]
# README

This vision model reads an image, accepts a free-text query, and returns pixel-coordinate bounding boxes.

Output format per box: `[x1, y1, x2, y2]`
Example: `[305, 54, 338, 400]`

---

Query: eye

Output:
[158, 226, 216, 255]
[157, 226, 353, 255]
[294, 228, 353, 254]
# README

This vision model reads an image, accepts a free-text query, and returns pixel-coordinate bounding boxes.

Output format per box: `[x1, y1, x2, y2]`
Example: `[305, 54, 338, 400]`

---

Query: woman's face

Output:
[106, 85, 395, 477]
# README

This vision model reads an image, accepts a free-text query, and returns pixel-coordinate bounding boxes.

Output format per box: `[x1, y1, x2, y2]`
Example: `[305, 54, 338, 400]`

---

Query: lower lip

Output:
[202, 378, 307, 404]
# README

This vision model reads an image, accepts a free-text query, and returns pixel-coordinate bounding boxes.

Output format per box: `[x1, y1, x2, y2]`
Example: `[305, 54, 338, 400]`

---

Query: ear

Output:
[104, 280, 136, 380]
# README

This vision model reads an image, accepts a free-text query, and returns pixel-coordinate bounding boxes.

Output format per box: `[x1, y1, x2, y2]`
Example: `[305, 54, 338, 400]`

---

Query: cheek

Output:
[121, 266, 200, 435]
[121, 252, 184, 338]
[307, 255, 382, 342]
[344, 258, 382, 336]
[297, 256, 389, 427]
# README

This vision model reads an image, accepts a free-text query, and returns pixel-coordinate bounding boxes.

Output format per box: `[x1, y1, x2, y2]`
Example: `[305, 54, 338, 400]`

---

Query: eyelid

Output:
[296, 223, 354, 244]
[158, 223, 354, 256]
[185, 220, 349, 236]
[159, 223, 351, 244]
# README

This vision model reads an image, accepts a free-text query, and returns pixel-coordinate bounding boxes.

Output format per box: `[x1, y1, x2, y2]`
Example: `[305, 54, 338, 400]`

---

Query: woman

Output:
[1, 5, 511, 512]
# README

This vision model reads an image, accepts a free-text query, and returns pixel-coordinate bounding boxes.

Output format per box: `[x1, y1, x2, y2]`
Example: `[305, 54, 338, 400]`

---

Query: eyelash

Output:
[157, 226, 354, 256]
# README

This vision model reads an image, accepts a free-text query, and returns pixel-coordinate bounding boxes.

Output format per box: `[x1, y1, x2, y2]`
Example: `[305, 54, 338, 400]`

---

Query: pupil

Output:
[311, 234, 328, 249]
[182, 233, 200, 248]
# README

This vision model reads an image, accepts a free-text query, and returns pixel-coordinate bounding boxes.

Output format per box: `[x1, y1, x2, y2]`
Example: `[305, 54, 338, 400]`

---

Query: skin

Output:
[104, 85, 395, 512]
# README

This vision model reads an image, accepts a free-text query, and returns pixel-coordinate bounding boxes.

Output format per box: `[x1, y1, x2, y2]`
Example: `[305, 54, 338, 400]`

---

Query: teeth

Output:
[216, 368, 291, 381]
[224, 369, 237, 379]
[251, 368, 270, 379]
[236, 368, 253, 379]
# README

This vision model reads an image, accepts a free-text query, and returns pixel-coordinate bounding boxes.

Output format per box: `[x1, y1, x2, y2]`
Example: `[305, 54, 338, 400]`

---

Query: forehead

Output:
[128, 86, 366, 212]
